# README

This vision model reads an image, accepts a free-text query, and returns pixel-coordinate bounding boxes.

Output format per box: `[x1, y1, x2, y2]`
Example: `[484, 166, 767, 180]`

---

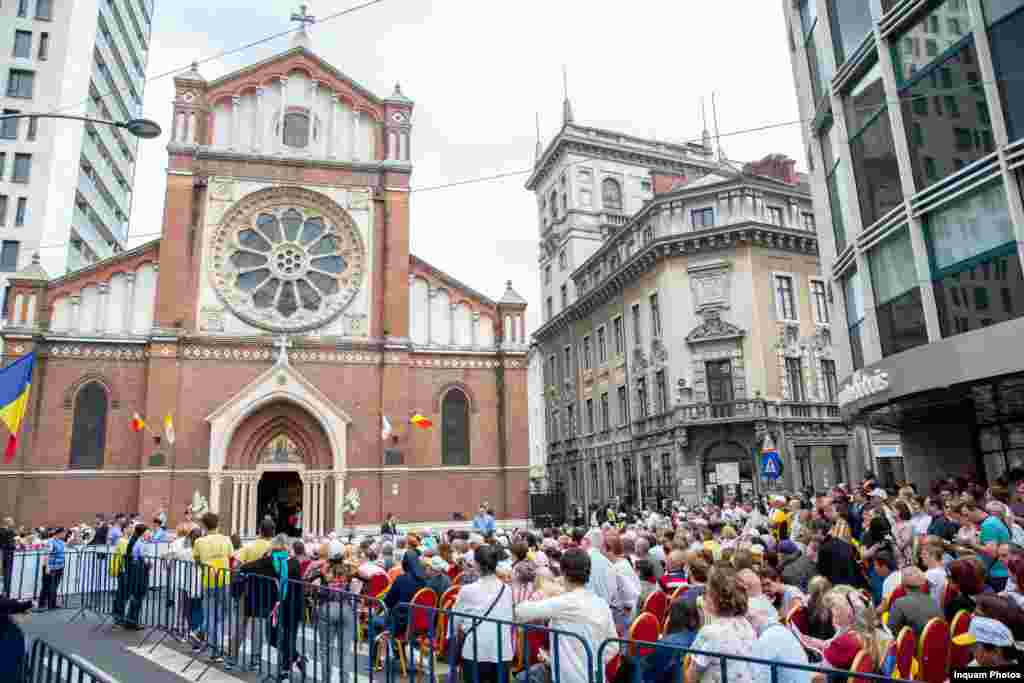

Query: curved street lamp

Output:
[0, 113, 162, 139]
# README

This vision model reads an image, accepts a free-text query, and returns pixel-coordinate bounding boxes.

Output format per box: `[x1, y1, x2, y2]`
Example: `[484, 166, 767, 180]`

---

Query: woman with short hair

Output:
[685, 567, 756, 683]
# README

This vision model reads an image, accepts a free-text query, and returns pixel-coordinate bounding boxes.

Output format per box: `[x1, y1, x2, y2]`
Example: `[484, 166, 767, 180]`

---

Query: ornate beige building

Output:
[530, 107, 897, 509]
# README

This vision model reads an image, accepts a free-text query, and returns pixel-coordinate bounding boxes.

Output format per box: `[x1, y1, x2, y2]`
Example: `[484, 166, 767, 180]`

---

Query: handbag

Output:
[446, 585, 507, 683]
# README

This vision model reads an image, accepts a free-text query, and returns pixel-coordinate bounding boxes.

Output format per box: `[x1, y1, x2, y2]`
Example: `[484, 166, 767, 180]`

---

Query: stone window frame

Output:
[771, 270, 800, 323]
[691, 345, 746, 404]
[808, 276, 831, 325]
[440, 386, 472, 466]
[68, 380, 111, 470]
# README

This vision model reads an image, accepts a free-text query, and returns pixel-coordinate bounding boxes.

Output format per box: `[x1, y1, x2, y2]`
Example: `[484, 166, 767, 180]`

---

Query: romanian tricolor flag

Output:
[0, 352, 35, 462]
[131, 413, 146, 432]
[410, 413, 433, 430]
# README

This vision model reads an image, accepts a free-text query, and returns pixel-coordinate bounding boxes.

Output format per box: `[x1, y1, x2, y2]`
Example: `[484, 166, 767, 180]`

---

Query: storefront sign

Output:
[716, 462, 740, 485]
[875, 445, 901, 459]
[838, 369, 890, 409]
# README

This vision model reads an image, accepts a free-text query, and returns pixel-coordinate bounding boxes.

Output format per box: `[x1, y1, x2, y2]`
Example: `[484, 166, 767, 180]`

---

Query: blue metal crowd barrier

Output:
[8, 548, 915, 683]
[24, 638, 119, 682]
[595, 637, 913, 683]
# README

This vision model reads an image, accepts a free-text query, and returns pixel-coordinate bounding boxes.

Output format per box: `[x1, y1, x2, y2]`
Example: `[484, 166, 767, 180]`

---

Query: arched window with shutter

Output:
[441, 389, 470, 466]
[69, 382, 108, 469]
[602, 178, 623, 210]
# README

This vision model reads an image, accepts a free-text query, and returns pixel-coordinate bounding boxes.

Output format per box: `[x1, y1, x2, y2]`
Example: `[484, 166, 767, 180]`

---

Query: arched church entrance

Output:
[257, 470, 303, 536]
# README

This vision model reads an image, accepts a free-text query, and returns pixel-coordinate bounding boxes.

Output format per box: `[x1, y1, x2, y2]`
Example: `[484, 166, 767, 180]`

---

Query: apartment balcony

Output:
[72, 206, 115, 260]
[634, 411, 673, 435]
[599, 211, 628, 229]
[77, 173, 125, 243]
[96, 28, 143, 105]
[86, 121, 135, 179]
[103, 0, 147, 62]
[81, 134, 130, 220]
[677, 399, 842, 424]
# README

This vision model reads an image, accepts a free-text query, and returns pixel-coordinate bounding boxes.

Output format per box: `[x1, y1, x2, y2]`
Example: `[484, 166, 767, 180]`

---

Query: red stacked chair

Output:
[642, 590, 669, 624]
[948, 610, 972, 670]
[785, 603, 809, 634]
[605, 612, 661, 681]
[941, 582, 959, 611]
[848, 650, 876, 683]
[434, 586, 461, 658]
[893, 626, 916, 680]
[376, 587, 437, 676]
[917, 617, 951, 683]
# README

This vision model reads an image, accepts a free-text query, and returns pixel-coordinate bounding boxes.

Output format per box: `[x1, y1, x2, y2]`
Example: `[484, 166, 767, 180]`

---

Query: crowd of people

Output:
[2, 473, 1024, 682]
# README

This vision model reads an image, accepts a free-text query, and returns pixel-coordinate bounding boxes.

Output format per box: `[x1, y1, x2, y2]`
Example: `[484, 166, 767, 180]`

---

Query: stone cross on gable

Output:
[291, 3, 315, 30]
[275, 334, 292, 365]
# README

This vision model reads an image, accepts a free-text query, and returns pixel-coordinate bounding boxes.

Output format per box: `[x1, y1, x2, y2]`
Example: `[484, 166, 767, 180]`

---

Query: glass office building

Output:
[785, 0, 1024, 485]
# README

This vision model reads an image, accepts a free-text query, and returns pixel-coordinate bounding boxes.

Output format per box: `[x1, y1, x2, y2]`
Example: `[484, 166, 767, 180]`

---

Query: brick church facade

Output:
[0, 34, 530, 532]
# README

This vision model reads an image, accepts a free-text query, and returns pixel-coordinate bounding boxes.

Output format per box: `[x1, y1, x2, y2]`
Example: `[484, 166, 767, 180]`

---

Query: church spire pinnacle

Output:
[562, 65, 574, 125]
[290, 2, 316, 49]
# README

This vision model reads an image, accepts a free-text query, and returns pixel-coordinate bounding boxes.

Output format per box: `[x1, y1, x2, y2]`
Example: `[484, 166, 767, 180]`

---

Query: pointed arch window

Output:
[69, 382, 108, 469]
[602, 178, 623, 210]
[442, 389, 470, 466]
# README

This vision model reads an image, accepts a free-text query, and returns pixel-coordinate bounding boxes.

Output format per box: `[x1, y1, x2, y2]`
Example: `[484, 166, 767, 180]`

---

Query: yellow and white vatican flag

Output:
[381, 414, 393, 441]
[164, 414, 176, 445]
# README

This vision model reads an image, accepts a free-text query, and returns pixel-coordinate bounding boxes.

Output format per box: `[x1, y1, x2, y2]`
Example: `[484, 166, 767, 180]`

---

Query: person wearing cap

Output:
[887, 567, 941, 636]
[953, 616, 1021, 668]
[37, 527, 69, 612]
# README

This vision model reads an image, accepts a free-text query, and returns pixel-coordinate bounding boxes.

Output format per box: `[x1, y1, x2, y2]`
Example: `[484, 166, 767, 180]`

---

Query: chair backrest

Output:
[388, 565, 404, 581]
[643, 590, 669, 623]
[847, 649, 876, 683]
[627, 612, 660, 656]
[452, 572, 464, 586]
[669, 585, 685, 603]
[366, 572, 390, 597]
[948, 609, 972, 670]
[894, 626, 916, 679]
[916, 617, 951, 683]
[439, 585, 460, 609]
[409, 588, 438, 635]
[941, 582, 959, 610]
[786, 603, 809, 635]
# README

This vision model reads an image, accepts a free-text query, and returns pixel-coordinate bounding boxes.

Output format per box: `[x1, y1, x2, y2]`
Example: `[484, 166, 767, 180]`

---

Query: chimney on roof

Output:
[743, 154, 799, 185]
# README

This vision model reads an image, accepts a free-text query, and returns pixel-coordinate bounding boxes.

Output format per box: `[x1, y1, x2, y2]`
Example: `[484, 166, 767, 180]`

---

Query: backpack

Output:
[109, 537, 129, 577]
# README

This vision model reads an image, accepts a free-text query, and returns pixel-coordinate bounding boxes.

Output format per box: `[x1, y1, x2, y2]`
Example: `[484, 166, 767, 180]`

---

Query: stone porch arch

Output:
[206, 353, 351, 532]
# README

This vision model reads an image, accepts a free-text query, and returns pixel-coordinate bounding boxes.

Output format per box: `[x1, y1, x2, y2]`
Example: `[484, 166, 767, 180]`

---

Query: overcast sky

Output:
[121, 0, 806, 335]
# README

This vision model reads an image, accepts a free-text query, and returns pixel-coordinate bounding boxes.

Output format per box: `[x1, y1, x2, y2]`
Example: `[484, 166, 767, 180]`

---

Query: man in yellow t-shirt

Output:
[192, 512, 234, 659]
[769, 496, 790, 541]
[228, 518, 274, 668]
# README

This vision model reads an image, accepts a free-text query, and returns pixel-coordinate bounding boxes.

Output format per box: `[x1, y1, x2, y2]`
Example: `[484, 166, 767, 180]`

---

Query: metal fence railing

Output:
[5, 547, 911, 683]
[24, 638, 119, 683]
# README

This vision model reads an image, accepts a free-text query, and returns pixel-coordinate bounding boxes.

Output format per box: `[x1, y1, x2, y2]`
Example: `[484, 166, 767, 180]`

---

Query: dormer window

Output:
[283, 111, 311, 148]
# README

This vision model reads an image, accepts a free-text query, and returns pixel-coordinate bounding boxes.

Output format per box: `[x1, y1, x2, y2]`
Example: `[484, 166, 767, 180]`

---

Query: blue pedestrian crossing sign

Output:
[761, 449, 783, 480]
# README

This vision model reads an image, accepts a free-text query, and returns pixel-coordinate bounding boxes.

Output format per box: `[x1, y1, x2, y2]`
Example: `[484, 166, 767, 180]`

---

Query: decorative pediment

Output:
[685, 310, 745, 344]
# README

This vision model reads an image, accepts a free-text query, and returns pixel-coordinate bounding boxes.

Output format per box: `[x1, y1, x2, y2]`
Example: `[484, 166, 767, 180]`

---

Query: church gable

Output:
[205, 48, 385, 123]
[408, 255, 501, 348]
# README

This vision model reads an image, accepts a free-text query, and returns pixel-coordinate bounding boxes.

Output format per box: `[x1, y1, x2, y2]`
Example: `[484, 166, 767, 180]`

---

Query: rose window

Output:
[211, 188, 365, 333]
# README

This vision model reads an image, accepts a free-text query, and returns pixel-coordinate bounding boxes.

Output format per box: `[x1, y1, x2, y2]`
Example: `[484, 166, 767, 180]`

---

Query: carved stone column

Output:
[228, 96, 240, 149]
[209, 473, 223, 519]
[96, 282, 109, 333]
[248, 474, 258, 536]
[70, 294, 81, 332]
[327, 94, 338, 159]
[123, 273, 135, 331]
[231, 474, 241, 533]
[276, 77, 288, 154]
[349, 110, 358, 160]
[334, 473, 345, 532]
[254, 87, 265, 152]
[301, 473, 310, 534]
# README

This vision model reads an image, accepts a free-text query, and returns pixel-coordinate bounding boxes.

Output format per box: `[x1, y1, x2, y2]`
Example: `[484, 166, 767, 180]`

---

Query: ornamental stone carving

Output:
[209, 186, 366, 333]
[685, 310, 745, 344]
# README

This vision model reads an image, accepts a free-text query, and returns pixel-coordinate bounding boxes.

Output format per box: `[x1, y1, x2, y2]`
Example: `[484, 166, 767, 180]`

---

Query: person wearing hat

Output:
[953, 616, 1021, 667]
[887, 567, 941, 635]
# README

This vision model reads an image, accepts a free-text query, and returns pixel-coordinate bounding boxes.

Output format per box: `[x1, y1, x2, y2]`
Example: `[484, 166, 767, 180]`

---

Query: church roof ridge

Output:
[205, 46, 384, 106]
[409, 254, 496, 308]
[46, 238, 161, 287]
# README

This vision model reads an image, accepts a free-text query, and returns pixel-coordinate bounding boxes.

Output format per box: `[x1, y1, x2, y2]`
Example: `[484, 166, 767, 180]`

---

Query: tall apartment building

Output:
[0, 0, 153, 311]
[784, 0, 1024, 487]
[529, 101, 898, 511]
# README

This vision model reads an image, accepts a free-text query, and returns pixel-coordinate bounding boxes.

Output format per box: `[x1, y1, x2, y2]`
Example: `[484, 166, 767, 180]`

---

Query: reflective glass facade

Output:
[787, 0, 1024, 383]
